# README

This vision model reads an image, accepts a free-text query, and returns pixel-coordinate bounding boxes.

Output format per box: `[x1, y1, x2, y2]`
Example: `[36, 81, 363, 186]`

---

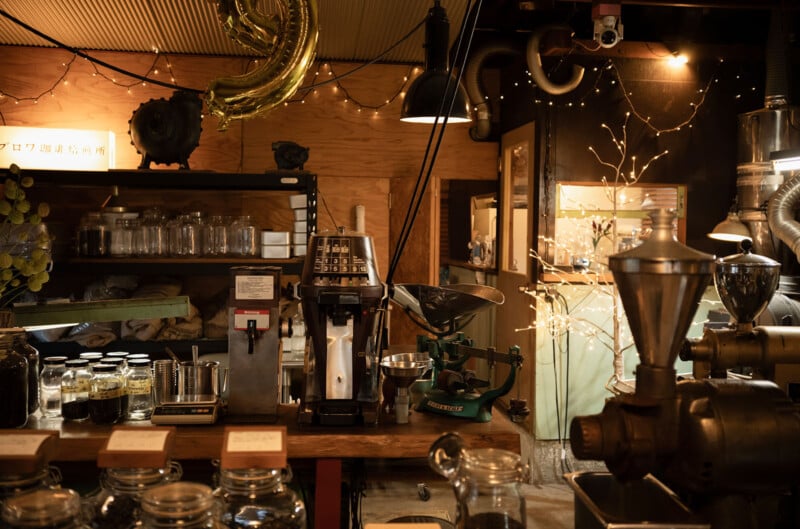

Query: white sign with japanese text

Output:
[0, 126, 116, 170]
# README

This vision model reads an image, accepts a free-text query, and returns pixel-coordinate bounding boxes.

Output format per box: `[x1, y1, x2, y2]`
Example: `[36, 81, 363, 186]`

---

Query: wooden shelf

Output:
[25, 404, 522, 461]
[57, 257, 306, 276]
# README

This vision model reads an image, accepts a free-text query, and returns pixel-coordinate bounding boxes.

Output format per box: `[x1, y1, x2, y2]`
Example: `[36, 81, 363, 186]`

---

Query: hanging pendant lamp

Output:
[400, 1, 471, 123]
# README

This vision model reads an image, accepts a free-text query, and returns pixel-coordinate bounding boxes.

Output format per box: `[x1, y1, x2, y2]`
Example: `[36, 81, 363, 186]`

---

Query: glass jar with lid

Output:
[39, 356, 67, 418]
[0, 332, 28, 428]
[126, 357, 154, 421]
[86, 462, 182, 529]
[61, 359, 90, 421]
[214, 466, 306, 529]
[88, 364, 122, 425]
[2, 488, 88, 529]
[429, 433, 528, 529]
[139, 482, 225, 529]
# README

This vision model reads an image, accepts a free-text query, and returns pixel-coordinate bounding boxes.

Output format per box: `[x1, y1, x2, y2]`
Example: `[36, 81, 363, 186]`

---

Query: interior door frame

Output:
[494, 121, 537, 427]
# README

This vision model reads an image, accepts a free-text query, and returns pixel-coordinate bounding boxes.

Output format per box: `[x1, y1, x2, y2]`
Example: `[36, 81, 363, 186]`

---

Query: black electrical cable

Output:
[557, 290, 573, 473]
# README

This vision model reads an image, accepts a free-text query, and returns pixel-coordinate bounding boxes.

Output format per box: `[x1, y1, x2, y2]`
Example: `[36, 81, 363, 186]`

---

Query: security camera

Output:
[592, 2, 624, 48]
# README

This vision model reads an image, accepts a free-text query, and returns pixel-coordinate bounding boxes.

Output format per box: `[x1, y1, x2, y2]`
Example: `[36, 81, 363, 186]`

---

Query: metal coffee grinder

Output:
[226, 266, 282, 422]
[298, 228, 386, 425]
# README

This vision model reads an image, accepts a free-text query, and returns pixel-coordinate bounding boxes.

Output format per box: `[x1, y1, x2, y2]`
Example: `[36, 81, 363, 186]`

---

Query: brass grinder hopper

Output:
[608, 209, 714, 399]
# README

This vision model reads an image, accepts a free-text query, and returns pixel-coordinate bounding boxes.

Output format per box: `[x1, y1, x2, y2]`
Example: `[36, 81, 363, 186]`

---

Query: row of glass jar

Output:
[1, 465, 306, 529]
[40, 352, 154, 424]
[77, 210, 261, 258]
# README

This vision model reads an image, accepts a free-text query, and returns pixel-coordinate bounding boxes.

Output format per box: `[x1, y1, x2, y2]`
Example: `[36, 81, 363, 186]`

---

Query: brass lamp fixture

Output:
[708, 203, 751, 243]
[400, 0, 471, 124]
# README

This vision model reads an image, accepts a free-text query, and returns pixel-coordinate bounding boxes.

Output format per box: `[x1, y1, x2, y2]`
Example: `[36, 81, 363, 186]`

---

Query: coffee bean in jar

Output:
[89, 364, 122, 424]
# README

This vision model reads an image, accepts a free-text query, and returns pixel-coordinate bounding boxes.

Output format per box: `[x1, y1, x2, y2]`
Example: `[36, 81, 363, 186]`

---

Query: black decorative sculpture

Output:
[129, 91, 203, 170]
[272, 141, 309, 170]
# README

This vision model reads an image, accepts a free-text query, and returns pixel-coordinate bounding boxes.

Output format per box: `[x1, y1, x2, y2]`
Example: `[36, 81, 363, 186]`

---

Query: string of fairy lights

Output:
[0, 38, 764, 130]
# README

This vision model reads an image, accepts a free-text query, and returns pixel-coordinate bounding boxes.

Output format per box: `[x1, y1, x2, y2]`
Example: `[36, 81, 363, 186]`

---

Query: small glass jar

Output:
[110, 218, 136, 257]
[86, 462, 182, 529]
[139, 482, 225, 529]
[126, 358, 154, 421]
[231, 216, 258, 257]
[202, 215, 228, 256]
[12, 332, 39, 415]
[139, 209, 168, 257]
[79, 352, 104, 373]
[2, 488, 87, 529]
[39, 356, 68, 418]
[77, 212, 110, 257]
[100, 357, 128, 419]
[88, 364, 122, 425]
[180, 211, 204, 257]
[215, 467, 306, 529]
[0, 332, 28, 429]
[61, 359, 91, 421]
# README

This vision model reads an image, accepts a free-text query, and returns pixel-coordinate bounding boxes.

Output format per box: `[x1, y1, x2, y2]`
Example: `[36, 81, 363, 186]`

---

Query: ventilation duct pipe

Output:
[464, 39, 519, 141]
[526, 25, 585, 96]
[464, 25, 584, 141]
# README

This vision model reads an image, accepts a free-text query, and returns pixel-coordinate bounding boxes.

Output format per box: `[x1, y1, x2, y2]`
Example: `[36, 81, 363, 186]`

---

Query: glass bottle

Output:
[202, 215, 228, 256]
[12, 332, 39, 416]
[39, 356, 67, 418]
[2, 489, 88, 529]
[180, 211, 204, 257]
[88, 364, 122, 425]
[215, 467, 307, 529]
[429, 433, 527, 529]
[86, 462, 182, 529]
[61, 359, 91, 421]
[232, 216, 258, 257]
[0, 332, 28, 429]
[126, 357, 154, 421]
[139, 482, 225, 529]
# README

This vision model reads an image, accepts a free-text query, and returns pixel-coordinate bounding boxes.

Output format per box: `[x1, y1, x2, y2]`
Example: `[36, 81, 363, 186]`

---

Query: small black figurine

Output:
[272, 141, 309, 170]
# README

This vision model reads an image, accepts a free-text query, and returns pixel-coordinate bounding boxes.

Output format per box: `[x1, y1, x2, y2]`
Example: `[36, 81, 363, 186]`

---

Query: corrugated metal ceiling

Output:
[0, 0, 471, 63]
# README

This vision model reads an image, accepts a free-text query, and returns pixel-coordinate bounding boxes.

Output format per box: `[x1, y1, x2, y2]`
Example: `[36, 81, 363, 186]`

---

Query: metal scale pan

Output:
[390, 283, 504, 337]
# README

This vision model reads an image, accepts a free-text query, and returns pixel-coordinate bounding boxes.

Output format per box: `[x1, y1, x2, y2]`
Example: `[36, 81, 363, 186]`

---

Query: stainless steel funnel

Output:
[609, 209, 714, 373]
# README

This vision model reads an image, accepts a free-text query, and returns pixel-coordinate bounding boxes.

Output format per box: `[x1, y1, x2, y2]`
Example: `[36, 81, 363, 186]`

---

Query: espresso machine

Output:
[297, 228, 386, 425]
[569, 209, 800, 529]
[226, 266, 282, 422]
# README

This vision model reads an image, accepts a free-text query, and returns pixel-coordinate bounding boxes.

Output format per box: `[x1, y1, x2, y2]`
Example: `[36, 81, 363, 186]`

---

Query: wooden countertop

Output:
[24, 405, 522, 461]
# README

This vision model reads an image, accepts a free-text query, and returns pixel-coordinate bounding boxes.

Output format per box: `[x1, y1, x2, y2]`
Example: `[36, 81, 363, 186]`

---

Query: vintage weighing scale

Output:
[390, 283, 522, 423]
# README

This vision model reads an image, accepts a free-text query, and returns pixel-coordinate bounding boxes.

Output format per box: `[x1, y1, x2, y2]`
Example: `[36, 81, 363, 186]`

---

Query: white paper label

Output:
[0, 434, 50, 456]
[235, 275, 275, 300]
[106, 430, 170, 452]
[227, 430, 283, 452]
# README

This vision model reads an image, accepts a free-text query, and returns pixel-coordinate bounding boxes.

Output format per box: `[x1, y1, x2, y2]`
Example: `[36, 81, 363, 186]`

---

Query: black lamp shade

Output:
[401, 70, 471, 123]
[400, 1, 471, 124]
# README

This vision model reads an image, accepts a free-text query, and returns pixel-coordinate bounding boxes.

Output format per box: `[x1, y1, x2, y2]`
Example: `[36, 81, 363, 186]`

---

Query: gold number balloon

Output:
[207, 0, 318, 130]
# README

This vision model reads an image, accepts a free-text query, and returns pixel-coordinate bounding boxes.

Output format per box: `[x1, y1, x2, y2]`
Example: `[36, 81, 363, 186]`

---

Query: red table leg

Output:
[315, 458, 343, 529]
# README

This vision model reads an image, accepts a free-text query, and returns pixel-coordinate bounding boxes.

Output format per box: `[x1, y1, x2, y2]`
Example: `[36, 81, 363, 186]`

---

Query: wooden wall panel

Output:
[0, 45, 497, 337]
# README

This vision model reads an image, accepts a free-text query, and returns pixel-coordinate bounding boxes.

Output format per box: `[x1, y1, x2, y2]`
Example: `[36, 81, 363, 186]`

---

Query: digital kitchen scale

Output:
[150, 395, 220, 425]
